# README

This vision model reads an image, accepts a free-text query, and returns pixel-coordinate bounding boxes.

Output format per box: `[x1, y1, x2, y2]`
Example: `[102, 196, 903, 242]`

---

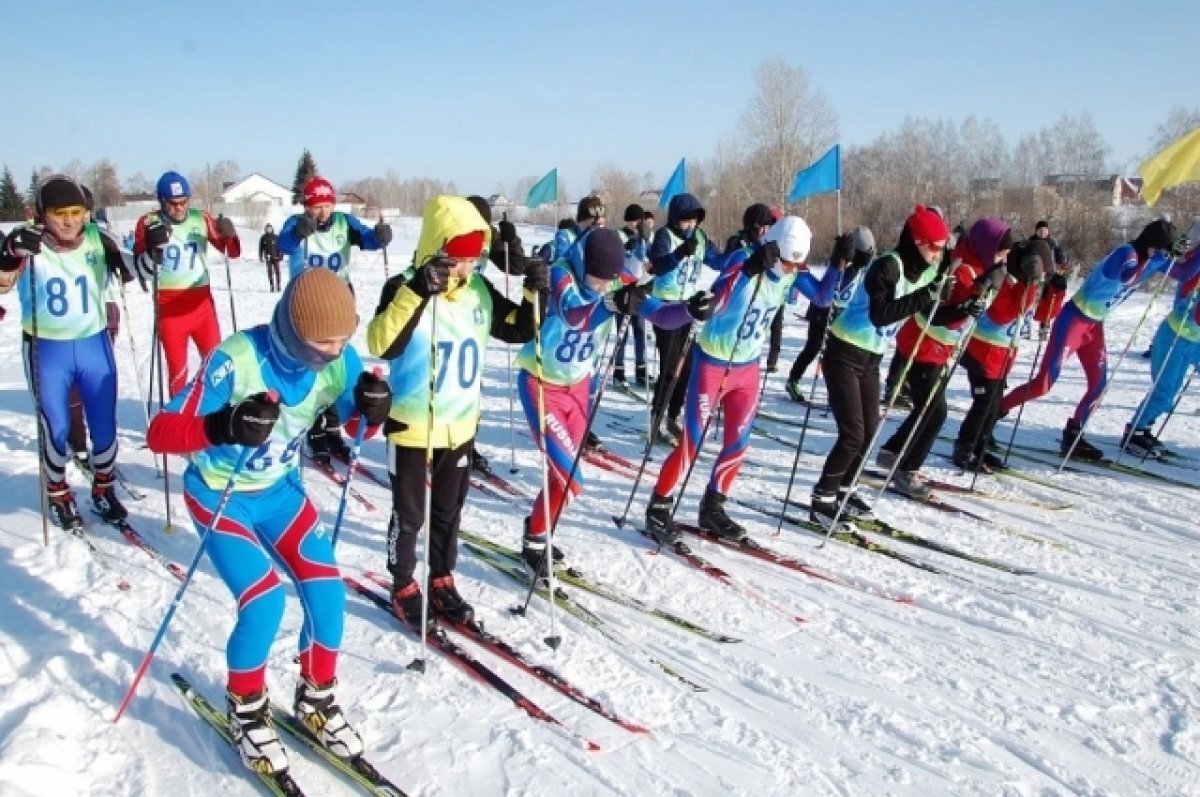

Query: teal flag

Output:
[658, 158, 686, 208]
[787, 145, 840, 203]
[526, 168, 558, 209]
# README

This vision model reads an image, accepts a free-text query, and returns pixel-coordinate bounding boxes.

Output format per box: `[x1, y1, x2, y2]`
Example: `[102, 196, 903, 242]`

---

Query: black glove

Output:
[5, 227, 43, 257]
[144, 219, 171, 251]
[604, 283, 646, 317]
[743, 241, 780, 278]
[686, 290, 714, 321]
[215, 215, 237, 239]
[1048, 273, 1068, 291]
[498, 219, 519, 246]
[961, 296, 989, 318]
[294, 214, 316, 240]
[354, 371, 392, 426]
[673, 236, 698, 260]
[976, 264, 1007, 293]
[374, 222, 393, 247]
[925, 277, 953, 305]
[522, 257, 549, 291]
[830, 233, 855, 265]
[1007, 252, 1044, 285]
[409, 258, 452, 298]
[204, 392, 280, 447]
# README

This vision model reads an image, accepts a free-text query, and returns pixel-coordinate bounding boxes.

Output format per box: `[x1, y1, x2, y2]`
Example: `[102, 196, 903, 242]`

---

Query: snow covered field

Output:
[0, 219, 1197, 796]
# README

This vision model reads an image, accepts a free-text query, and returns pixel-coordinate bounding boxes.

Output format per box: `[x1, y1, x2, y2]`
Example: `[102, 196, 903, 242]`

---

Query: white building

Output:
[220, 173, 293, 207]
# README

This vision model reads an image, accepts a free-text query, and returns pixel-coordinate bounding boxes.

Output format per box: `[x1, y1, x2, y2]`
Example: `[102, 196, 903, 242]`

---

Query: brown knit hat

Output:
[288, 269, 358, 341]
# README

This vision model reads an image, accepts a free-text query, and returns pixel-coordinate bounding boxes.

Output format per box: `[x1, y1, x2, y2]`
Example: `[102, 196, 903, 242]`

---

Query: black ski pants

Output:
[955, 353, 1004, 459]
[386, 439, 473, 585]
[880, 361, 947, 472]
[788, 307, 830, 383]
[651, 323, 692, 424]
[816, 337, 881, 493]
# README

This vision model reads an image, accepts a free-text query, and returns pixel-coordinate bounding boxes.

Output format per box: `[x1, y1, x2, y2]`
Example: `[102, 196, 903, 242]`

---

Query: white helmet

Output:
[765, 215, 812, 264]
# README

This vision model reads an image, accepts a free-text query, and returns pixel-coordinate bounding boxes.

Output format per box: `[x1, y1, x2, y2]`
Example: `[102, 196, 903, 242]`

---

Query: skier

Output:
[515, 227, 698, 574]
[952, 239, 1049, 471]
[133, 171, 242, 397]
[809, 206, 949, 528]
[0, 175, 134, 529]
[874, 217, 1013, 497]
[647, 192, 726, 445]
[367, 195, 547, 627]
[613, 203, 650, 388]
[723, 205, 780, 371]
[645, 215, 812, 546]
[146, 267, 391, 776]
[998, 219, 1181, 460]
[1027, 220, 1069, 339]
[550, 196, 606, 262]
[277, 176, 392, 465]
[784, 227, 875, 403]
[1122, 221, 1200, 458]
[257, 223, 282, 292]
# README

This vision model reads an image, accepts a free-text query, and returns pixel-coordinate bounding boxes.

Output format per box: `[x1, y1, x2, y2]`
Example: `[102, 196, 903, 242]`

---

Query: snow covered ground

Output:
[0, 219, 1198, 796]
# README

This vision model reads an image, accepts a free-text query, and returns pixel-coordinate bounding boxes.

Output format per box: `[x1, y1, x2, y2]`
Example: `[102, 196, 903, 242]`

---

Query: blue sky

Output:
[6, 0, 1197, 196]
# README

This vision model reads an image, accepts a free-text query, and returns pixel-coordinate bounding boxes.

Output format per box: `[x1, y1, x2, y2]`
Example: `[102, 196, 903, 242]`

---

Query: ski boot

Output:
[665, 417, 683, 443]
[327, 432, 352, 464]
[390, 579, 429, 630]
[1122, 424, 1163, 459]
[308, 429, 332, 467]
[91, 470, 128, 524]
[837, 486, 874, 520]
[429, 574, 475, 625]
[293, 677, 364, 760]
[584, 431, 604, 453]
[612, 368, 627, 388]
[1062, 419, 1103, 462]
[634, 365, 648, 387]
[520, 520, 565, 584]
[46, 480, 83, 532]
[697, 488, 747, 542]
[785, 379, 806, 404]
[891, 470, 931, 499]
[228, 689, 289, 775]
[644, 493, 684, 548]
[808, 488, 843, 530]
[874, 448, 897, 471]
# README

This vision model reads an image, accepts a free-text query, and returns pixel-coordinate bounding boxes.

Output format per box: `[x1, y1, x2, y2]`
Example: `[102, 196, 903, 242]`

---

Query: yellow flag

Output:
[1139, 126, 1200, 206]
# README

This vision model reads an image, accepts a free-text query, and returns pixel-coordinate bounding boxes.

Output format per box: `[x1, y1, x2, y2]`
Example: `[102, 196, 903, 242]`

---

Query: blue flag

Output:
[658, 158, 686, 209]
[787, 145, 840, 203]
[526, 168, 558, 210]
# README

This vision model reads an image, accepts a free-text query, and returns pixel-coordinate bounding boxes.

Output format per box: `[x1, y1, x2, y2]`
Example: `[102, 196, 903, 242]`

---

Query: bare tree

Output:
[83, 159, 122, 207]
[124, 172, 152, 196]
[740, 57, 839, 208]
[590, 162, 642, 221]
[188, 160, 240, 211]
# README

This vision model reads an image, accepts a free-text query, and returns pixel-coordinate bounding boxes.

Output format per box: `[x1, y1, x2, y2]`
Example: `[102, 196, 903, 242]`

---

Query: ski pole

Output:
[408, 294, 439, 674]
[1118, 290, 1198, 464]
[613, 324, 698, 529]
[152, 267, 176, 534]
[379, 212, 390, 280]
[777, 303, 835, 535]
[112, 439, 259, 723]
[819, 268, 953, 547]
[222, 251, 238, 333]
[875, 284, 998, 500]
[1058, 267, 1172, 470]
[330, 368, 381, 547]
[528, 285, 562, 650]
[502, 213, 518, 475]
[26, 254, 50, 547]
[663, 277, 764, 536]
[516, 316, 629, 619]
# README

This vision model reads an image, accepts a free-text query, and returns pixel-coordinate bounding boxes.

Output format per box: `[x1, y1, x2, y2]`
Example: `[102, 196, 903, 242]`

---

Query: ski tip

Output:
[584, 739, 602, 753]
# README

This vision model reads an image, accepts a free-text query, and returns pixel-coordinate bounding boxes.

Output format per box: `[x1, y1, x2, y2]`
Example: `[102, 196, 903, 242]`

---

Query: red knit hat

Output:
[443, 230, 485, 259]
[303, 177, 336, 207]
[906, 205, 949, 246]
